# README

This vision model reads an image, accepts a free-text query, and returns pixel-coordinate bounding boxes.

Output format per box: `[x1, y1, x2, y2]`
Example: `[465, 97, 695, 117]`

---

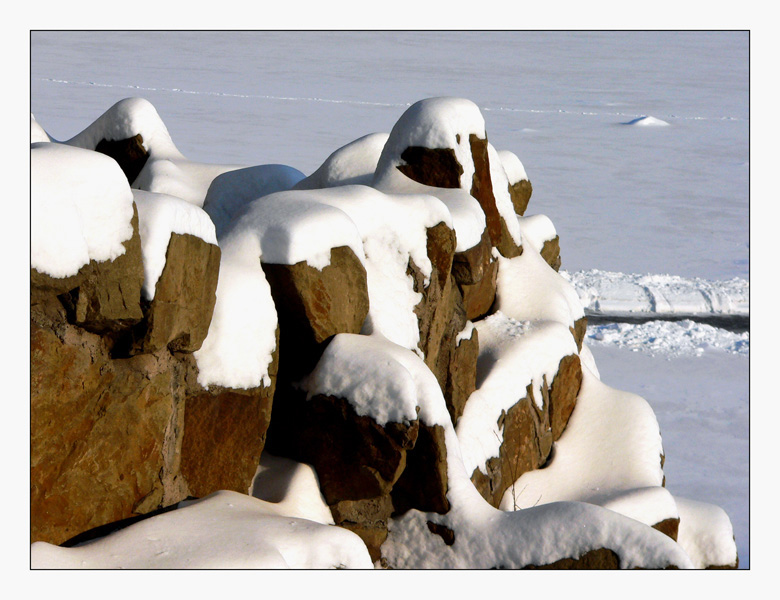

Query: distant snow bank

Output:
[586, 319, 749, 358]
[562, 269, 749, 318]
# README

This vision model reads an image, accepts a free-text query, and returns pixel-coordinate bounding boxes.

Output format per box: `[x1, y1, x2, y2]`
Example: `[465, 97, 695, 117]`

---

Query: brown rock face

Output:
[262, 245, 369, 380]
[180, 385, 276, 498]
[508, 179, 533, 216]
[523, 548, 621, 569]
[391, 423, 450, 515]
[570, 316, 588, 353]
[140, 233, 221, 354]
[397, 146, 463, 188]
[471, 354, 583, 508]
[549, 354, 583, 441]
[267, 392, 418, 504]
[459, 256, 498, 321]
[330, 495, 394, 563]
[540, 235, 562, 272]
[408, 222, 457, 371]
[468, 134, 522, 259]
[652, 517, 680, 541]
[443, 326, 479, 426]
[30, 308, 188, 545]
[94, 134, 150, 186]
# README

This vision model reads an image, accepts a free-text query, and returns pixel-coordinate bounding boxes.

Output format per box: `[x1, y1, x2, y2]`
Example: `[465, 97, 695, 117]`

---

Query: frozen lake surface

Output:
[30, 30, 749, 568]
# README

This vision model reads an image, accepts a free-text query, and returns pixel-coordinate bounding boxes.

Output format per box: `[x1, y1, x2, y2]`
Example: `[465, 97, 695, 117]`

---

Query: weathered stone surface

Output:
[522, 547, 621, 569]
[140, 232, 221, 354]
[330, 495, 394, 563]
[471, 353, 583, 508]
[32, 204, 144, 338]
[266, 392, 419, 505]
[571, 316, 588, 353]
[653, 517, 680, 541]
[549, 354, 583, 441]
[508, 178, 533, 216]
[95, 133, 150, 186]
[30, 307, 187, 545]
[396, 146, 462, 189]
[443, 326, 479, 426]
[262, 245, 368, 380]
[468, 134, 522, 259]
[180, 387, 275, 498]
[540, 235, 562, 272]
[391, 423, 450, 515]
[179, 324, 279, 498]
[459, 255, 498, 321]
[408, 222, 457, 372]
[451, 229, 492, 286]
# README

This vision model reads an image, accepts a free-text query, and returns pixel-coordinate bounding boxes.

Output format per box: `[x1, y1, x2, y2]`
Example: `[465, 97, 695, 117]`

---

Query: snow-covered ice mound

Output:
[623, 115, 670, 127]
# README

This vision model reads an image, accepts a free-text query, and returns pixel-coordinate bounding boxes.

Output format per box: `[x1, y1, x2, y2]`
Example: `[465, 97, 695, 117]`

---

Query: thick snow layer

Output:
[65, 97, 181, 157]
[373, 177, 486, 253]
[497, 149, 528, 184]
[562, 269, 749, 317]
[134, 155, 244, 206]
[586, 319, 749, 358]
[193, 230, 278, 390]
[500, 363, 666, 513]
[226, 190, 365, 270]
[288, 185, 451, 353]
[132, 190, 218, 300]
[373, 97, 487, 193]
[578, 343, 601, 380]
[457, 313, 578, 476]
[674, 496, 738, 568]
[301, 333, 450, 427]
[623, 115, 670, 127]
[250, 454, 334, 525]
[516, 213, 557, 252]
[30, 114, 51, 143]
[487, 142, 523, 246]
[384, 498, 692, 569]
[294, 132, 390, 189]
[202, 164, 306, 238]
[31, 142, 135, 278]
[30, 490, 372, 569]
[494, 247, 584, 327]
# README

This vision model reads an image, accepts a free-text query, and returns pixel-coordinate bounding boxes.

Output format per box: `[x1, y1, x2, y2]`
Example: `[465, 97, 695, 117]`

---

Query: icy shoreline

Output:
[562, 269, 749, 318]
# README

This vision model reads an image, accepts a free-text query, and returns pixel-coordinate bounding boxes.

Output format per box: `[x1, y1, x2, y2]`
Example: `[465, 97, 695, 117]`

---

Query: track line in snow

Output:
[36, 78, 747, 123]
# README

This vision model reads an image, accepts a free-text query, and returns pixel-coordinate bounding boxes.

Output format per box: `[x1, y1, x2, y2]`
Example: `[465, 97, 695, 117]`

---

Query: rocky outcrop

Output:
[31, 96, 735, 570]
[34, 204, 145, 340]
[30, 187, 277, 545]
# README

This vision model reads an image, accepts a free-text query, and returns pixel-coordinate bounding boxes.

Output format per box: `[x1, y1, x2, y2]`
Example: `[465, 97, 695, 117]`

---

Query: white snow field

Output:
[30, 31, 748, 568]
